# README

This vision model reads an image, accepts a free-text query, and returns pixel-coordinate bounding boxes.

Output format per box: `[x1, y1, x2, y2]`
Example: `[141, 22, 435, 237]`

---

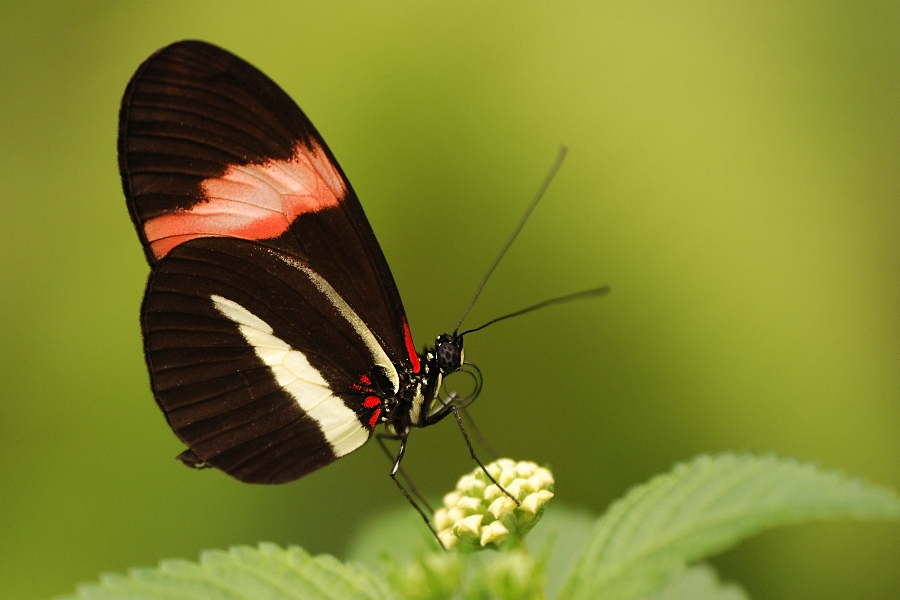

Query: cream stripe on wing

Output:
[210, 295, 368, 457]
[272, 252, 400, 394]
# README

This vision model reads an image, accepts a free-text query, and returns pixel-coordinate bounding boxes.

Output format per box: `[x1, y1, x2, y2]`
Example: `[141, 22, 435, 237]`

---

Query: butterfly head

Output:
[421, 333, 482, 427]
[434, 333, 464, 375]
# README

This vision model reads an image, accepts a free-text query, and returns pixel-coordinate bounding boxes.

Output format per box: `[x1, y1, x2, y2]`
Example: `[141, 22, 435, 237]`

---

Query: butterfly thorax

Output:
[381, 333, 465, 436]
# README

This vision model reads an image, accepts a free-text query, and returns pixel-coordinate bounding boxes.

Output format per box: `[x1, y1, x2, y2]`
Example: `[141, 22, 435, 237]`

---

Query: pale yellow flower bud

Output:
[437, 529, 459, 550]
[457, 513, 484, 537]
[479, 519, 510, 546]
[488, 495, 518, 519]
[521, 490, 554, 514]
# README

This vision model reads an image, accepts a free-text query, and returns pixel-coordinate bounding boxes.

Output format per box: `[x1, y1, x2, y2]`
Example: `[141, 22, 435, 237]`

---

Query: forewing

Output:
[143, 237, 396, 483]
[118, 40, 416, 372]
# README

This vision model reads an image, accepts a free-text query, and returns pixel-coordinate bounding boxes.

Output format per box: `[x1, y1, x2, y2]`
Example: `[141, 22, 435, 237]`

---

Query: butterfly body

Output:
[119, 40, 466, 484]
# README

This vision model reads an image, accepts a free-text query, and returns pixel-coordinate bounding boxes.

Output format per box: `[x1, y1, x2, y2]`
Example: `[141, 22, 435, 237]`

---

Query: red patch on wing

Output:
[368, 408, 382, 429]
[363, 395, 380, 408]
[143, 138, 346, 260]
[402, 317, 421, 373]
[351, 374, 375, 393]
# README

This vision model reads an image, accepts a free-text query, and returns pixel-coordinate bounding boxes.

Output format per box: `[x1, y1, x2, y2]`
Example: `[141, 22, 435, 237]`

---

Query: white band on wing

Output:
[210, 294, 368, 457]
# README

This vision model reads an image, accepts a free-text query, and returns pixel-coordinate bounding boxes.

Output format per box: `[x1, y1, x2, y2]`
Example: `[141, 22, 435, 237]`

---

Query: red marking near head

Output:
[368, 408, 381, 429]
[144, 139, 346, 260]
[402, 317, 421, 373]
[363, 395, 380, 408]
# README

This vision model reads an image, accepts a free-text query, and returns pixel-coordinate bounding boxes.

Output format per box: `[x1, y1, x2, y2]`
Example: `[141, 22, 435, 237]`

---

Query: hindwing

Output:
[143, 238, 398, 482]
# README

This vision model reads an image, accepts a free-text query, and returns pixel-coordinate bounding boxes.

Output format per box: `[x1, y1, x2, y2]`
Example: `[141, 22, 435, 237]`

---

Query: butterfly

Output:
[118, 40, 607, 521]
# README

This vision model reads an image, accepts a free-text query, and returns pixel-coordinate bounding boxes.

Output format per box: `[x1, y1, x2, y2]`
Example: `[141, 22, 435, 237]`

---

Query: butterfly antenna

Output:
[454, 145, 569, 335]
[459, 285, 610, 336]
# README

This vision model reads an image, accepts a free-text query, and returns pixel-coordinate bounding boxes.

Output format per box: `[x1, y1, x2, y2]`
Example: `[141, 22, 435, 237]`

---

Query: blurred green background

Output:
[1, 2, 897, 598]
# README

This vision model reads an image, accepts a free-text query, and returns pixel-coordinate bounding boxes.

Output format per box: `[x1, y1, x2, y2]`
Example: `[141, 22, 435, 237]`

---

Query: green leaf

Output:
[62, 543, 402, 600]
[345, 504, 596, 600]
[561, 453, 900, 600]
[525, 506, 596, 600]
[345, 506, 441, 569]
[643, 564, 749, 600]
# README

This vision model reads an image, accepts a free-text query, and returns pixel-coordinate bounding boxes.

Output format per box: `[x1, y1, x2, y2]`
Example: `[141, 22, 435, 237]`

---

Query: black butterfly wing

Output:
[118, 41, 420, 482]
[144, 237, 397, 483]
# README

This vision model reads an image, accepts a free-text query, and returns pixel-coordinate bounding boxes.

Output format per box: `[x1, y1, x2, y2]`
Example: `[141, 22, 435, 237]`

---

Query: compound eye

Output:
[436, 339, 462, 373]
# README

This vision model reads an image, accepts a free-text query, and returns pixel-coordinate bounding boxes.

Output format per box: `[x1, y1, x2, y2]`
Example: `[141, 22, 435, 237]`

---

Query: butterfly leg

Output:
[459, 406, 500, 460]
[450, 406, 521, 506]
[378, 431, 443, 547]
[375, 432, 434, 513]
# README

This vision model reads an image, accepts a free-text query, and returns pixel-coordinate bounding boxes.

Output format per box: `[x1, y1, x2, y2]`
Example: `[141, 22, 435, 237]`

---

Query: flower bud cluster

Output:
[433, 459, 554, 550]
